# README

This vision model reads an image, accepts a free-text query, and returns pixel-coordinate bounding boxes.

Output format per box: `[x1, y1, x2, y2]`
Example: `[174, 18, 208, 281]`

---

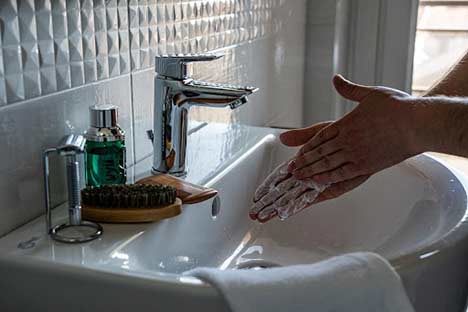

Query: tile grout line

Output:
[127, 2, 138, 168]
[129, 71, 138, 168]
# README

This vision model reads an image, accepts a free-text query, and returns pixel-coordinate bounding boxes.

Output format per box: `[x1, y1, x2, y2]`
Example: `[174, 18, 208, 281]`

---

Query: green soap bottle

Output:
[85, 105, 126, 187]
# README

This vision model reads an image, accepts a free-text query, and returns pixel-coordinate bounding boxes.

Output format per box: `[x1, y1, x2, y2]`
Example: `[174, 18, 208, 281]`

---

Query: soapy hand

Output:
[279, 119, 371, 208]
[250, 161, 327, 223]
[250, 121, 352, 223]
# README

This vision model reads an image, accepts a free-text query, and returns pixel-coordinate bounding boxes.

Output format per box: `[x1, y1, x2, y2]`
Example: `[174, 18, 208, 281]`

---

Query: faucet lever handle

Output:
[155, 53, 223, 79]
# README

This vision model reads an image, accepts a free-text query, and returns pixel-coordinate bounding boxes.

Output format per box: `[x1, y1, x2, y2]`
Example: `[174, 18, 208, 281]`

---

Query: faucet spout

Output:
[173, 79, 257, 109]
[152, 54, 258, 176]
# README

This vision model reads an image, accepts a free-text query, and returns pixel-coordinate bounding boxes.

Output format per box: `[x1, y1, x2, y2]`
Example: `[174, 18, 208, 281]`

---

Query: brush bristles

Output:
[81, 184, 177, 208]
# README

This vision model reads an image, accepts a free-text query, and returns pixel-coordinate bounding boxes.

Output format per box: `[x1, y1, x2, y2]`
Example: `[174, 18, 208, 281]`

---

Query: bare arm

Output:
[414, 95, 468, 157]
[426, 49, 468, 97]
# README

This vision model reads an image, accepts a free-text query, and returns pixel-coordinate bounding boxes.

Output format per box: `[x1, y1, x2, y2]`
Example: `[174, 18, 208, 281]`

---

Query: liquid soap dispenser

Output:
[85, 105, 126, 187]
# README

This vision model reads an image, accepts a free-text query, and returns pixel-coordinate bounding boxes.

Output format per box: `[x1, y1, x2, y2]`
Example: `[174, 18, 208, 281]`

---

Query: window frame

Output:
[336, 0, 419, 115]
[411, 0, 468, 94]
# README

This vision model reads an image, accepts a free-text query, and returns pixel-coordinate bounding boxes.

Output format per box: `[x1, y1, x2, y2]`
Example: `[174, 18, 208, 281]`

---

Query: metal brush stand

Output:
[43, 134, 103, 243]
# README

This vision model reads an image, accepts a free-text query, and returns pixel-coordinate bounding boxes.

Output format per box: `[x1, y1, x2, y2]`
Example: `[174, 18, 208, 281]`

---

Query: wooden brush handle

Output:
[136, 174, 218, 204]
[82, 198, 183, 223]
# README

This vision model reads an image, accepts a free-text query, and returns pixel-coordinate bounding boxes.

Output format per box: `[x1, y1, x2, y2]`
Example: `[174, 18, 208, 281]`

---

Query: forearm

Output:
[411, 96, 468, 157]
[425, 50, 468, 97]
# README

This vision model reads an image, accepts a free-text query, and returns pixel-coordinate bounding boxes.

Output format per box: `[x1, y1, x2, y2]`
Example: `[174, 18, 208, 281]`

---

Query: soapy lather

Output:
[250, 160, 328, 223]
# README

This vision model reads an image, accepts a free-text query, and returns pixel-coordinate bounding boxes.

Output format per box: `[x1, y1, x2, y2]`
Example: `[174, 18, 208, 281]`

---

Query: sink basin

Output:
[1, 123, 468, 312]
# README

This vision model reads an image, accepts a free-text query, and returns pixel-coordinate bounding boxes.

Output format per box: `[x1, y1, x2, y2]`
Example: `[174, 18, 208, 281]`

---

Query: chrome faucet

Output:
[152, 54, 258, 176]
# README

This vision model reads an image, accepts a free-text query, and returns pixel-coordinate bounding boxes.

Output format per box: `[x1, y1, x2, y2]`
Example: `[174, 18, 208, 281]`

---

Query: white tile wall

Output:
[0, 0, 306, 236]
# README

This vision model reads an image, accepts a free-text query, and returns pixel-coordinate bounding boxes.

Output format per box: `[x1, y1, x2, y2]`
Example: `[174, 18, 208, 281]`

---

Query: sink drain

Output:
[235, 260, 281, 270]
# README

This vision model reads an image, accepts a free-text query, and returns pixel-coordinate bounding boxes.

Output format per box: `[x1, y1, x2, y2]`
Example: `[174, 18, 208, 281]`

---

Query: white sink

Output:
[1, 123, 468, 312]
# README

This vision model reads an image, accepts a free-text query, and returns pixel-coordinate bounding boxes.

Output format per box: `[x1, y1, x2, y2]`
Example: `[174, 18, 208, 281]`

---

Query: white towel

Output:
[186, 252, 415, 312]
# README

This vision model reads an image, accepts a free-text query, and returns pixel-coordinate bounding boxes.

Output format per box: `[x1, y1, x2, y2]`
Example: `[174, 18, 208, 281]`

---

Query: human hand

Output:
[280, 120, 370, 205]
[250, 161, 327, 223]
[287, 75, 419, 192]
[250, 122, 331, 223]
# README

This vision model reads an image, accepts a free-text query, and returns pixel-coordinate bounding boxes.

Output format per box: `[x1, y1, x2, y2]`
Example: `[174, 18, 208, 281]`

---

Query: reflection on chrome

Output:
[152, 54, 258, 176]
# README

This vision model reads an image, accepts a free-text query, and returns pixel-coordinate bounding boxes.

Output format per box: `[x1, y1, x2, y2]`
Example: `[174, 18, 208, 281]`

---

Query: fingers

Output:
[252, 180, 324, 222]
[302, 178, 328, 192]
[251, 177, 299, 218]
[298, 124, 340, 156]
[251, 196, 279, 222]
[279, 121, 333, 147]
[254, 174, 369, 222]
[292, 151, 349, 180]
[312, 163, 361, 184]
[254, 174, 370, 223]
[256, 207, 277, 223]
[275, 184, 309, 207]
[276, 188, 320, 219]
[314, 175, 369, 204]
[289, 141, 342, 173]
[333, 75, 373, 102]
[253, 184, 310, 222]
[254, 161, 291, 202]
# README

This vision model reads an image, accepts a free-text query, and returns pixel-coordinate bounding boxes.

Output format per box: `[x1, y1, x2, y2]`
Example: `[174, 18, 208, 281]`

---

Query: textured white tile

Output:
[18, 0, 37, 44]
[108, 54, 120, 76]
[51, 1, 68, 38]
[0, 77, 7, 105]
[0, 1, 21, 46]
[70, 61, 84, 86]
[55, 64, 71, 90]
[68, 31, 84, 63]
[20, 42, 40, 72]
[0, 47, 5, 105]
[96, 56, 109, 79]
[39, 66, 57, 95]
[53, 37, 70, 65]
[118, 6, 129, 29]
[2, 46, 23, 75]
[4, 73, 24, 102]
[0, 0, 139, 103]
[93, 6, 106, 32]
[119, 51, 130, 74]
[83, 59, 98, 83]
[37, 40, 55, 67]
[81, 27, 96, 60]
[107, 31, 119, 55]
[94, 31, 108, 57]
[22, 69, 41, 98]
[106, 5, 118, 30]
